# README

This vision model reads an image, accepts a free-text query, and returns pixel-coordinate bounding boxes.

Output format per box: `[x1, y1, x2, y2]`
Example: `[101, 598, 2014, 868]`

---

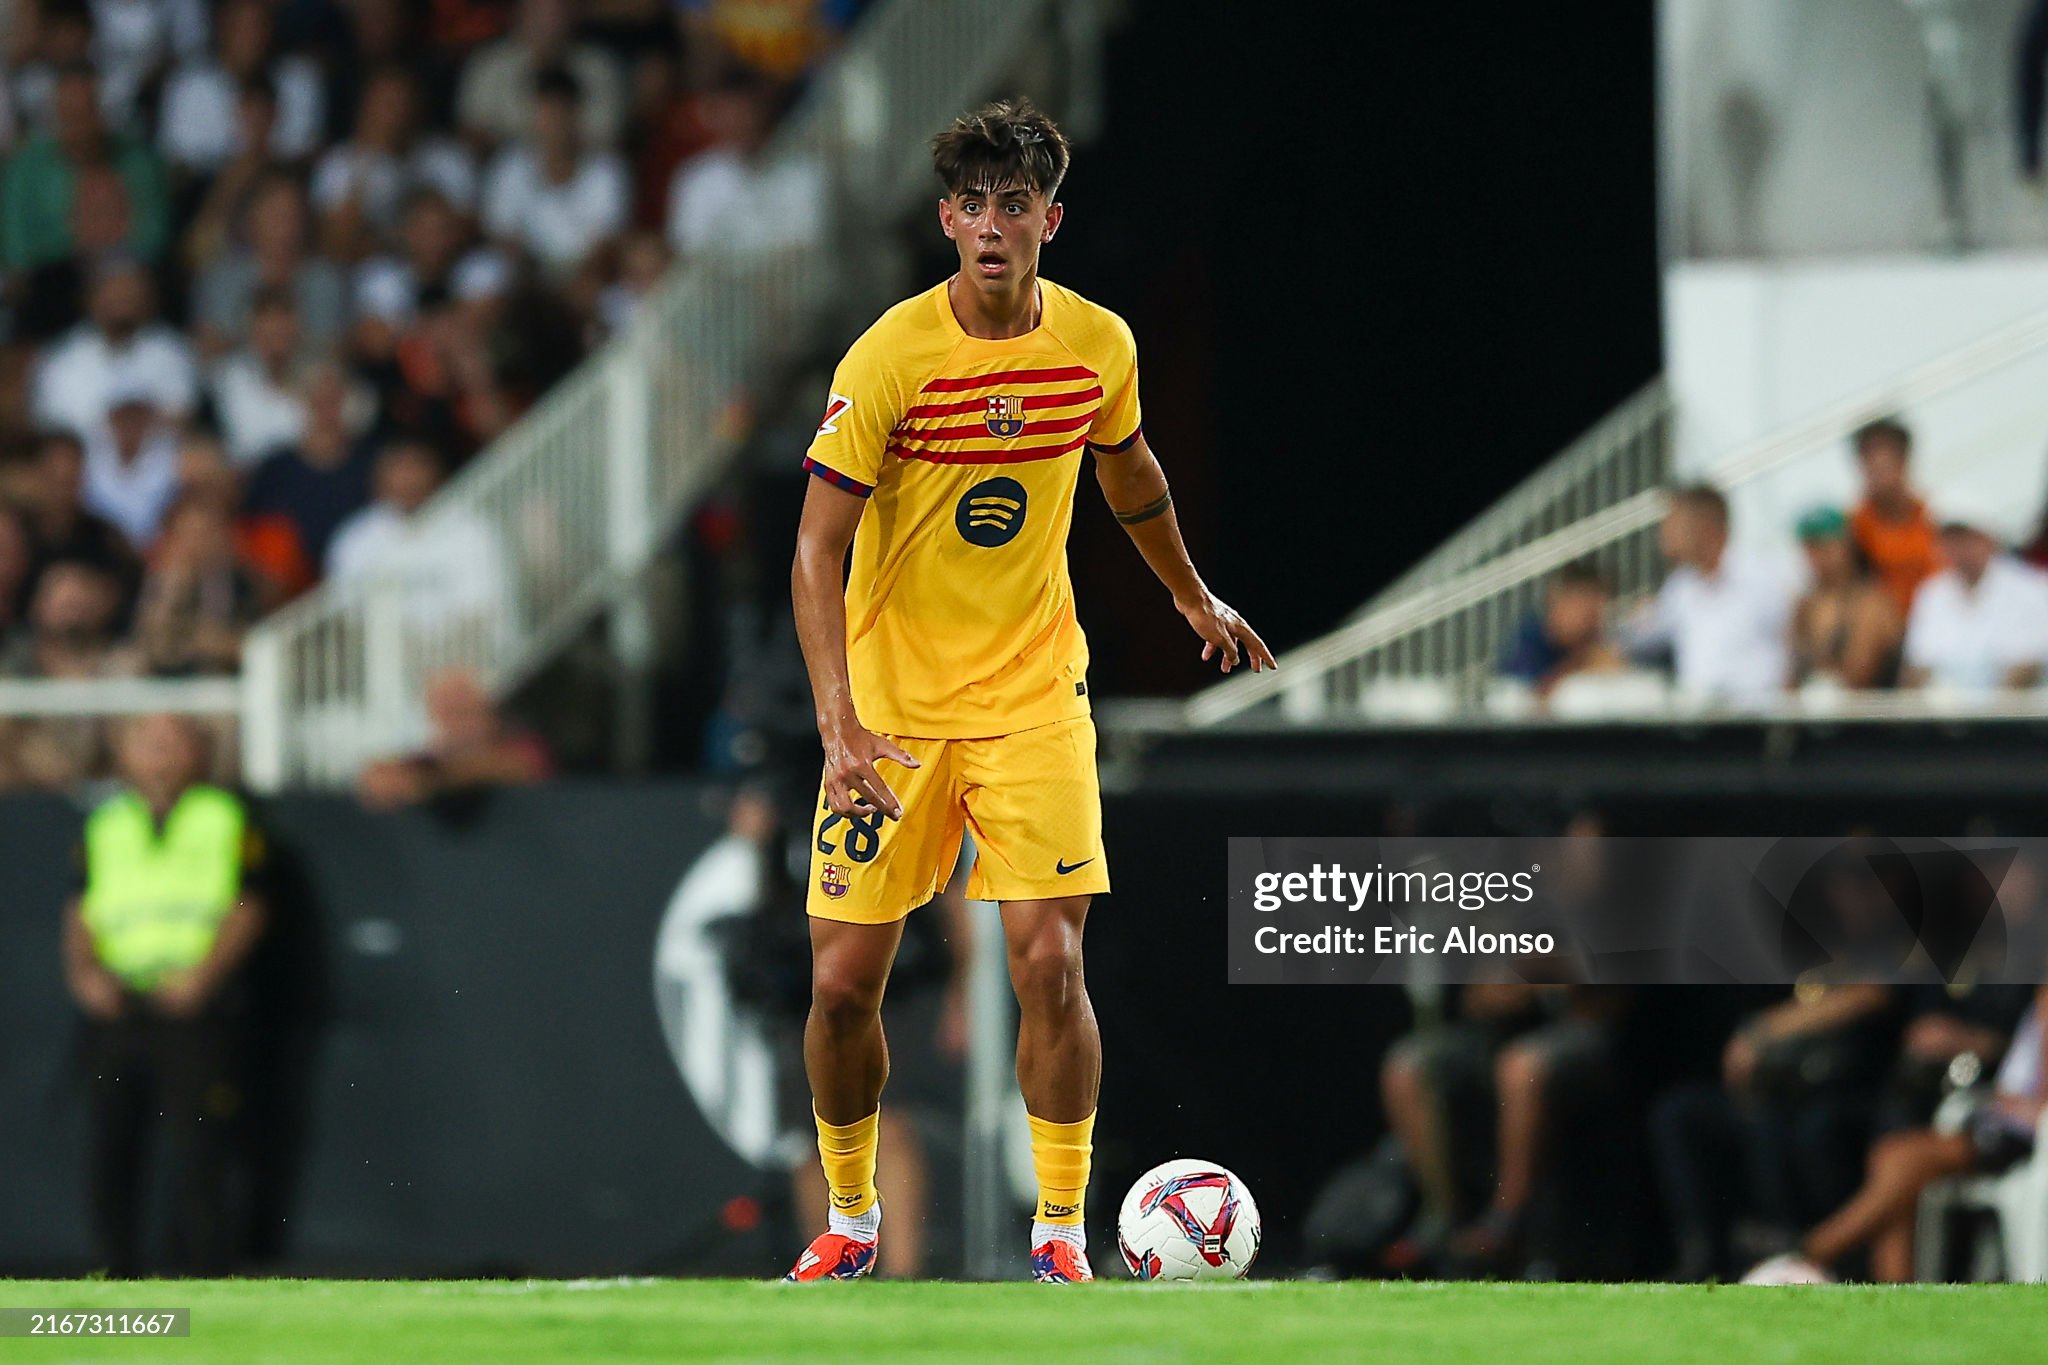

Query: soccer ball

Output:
[1116, 1158, 1261, 1280]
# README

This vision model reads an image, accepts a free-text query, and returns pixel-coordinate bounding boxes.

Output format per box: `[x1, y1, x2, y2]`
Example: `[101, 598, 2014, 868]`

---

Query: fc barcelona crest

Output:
[984, 395, 1026, 439]
[820, 863, 851, 899]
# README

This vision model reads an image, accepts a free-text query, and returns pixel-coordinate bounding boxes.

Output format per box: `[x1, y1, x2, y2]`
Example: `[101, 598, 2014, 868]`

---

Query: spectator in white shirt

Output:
[1631, 484, 1793, 705]
[88, 0, 210, 130]
[313, 65, 478, 260]
[456, 0, 624, 150]
[82, 386, 181, 549]
[350, 189, 512, 367]
[33, 258, 197, 439]
[481, 65, 628, 280]
[1902, 493, 2048, 692]
[326, 438, 510, 643]
[665, 72, 825, 261]
[207, 285, 305, 466]
[156, 0, 322, 173]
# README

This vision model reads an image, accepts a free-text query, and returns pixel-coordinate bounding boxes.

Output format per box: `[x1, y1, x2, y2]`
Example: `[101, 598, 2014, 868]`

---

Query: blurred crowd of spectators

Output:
[0, 0, 849, 791]
[1501, 417, 2048, 711]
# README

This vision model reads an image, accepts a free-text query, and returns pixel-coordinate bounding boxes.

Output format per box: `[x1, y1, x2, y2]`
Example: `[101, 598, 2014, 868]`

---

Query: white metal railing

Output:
[1188, 303, 2048, 728]
[0, 678, 242, 717]
[227, 0, 1102, 789]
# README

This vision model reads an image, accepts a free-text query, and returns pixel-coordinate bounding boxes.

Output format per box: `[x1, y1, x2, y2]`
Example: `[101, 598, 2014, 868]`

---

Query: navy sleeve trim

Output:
[803, 456, 874, 498]
[1087, 425, 1143, 455]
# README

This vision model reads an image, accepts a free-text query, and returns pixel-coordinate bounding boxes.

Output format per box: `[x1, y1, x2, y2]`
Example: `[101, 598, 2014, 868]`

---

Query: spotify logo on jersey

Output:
[956, 476, 1028, 547]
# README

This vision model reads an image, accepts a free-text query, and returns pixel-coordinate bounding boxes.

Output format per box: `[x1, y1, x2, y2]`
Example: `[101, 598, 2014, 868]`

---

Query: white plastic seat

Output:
[1915, 1112, 2048, 1282]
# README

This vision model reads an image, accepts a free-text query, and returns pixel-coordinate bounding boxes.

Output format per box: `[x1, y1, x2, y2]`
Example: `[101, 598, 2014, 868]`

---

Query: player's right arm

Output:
[792, 342, 921, 821]
[792, 480, 919, 819]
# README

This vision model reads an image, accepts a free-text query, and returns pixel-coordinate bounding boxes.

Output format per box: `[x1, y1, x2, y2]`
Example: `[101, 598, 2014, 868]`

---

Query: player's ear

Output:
[1042, 201, 1063, 243]
[939, 197, 956, 239]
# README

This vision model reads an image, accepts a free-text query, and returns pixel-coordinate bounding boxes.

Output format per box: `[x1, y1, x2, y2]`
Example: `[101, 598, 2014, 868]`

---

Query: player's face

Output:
[940, 184, 1062, 294]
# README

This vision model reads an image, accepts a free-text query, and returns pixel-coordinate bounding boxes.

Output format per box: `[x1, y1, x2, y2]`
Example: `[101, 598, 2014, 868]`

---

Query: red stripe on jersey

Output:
[901, 386, 1102, 420]
[918, 365, 1098, 393]
[891, 432, 1091, 466]
[899, 410, 1097, 442]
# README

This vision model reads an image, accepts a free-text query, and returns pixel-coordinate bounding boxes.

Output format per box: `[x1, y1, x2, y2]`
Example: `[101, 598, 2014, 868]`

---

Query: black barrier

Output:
[4, 752, 2044, 1279]
[0, 785, 753, 1277]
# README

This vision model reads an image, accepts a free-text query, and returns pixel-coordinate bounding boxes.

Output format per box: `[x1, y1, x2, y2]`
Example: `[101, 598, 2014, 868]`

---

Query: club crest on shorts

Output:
[819, 862, 851, 899]
[984, 394, 1025, 438]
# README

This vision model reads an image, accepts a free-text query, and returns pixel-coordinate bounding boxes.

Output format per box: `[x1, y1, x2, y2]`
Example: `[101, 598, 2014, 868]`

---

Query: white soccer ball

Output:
[1116, 1158, 1261, 1280]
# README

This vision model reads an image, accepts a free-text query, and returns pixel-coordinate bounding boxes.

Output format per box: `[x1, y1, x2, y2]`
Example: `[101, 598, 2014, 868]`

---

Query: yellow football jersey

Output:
[804, 278, 1143, 739]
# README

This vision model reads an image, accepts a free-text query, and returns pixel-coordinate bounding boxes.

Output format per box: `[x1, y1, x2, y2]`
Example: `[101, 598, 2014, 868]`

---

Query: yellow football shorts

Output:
[806, 715, 1109, 922]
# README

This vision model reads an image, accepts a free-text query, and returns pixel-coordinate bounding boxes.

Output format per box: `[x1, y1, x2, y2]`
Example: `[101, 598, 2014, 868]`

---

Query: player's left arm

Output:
[1094, 433, 1275, 674]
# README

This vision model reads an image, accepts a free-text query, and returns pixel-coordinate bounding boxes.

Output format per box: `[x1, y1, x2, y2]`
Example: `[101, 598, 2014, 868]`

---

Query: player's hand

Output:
[820, 717, 920, 820]
[1176, 591, 1277, 674]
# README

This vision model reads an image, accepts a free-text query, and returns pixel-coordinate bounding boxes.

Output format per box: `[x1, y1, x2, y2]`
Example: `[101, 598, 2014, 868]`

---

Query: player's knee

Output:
[810, 962, 886, 1034]
[1009, 932, 1084, 1018]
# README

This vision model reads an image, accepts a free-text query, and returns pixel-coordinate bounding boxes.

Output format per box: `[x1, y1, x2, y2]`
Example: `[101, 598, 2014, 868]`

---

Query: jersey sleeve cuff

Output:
[803, 455, 874, 498]
[1087, 425, 1142, 454]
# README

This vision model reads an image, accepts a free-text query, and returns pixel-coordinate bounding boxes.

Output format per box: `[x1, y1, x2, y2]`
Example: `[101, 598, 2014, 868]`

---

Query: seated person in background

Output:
[1900, 493, 2048, 693]
[156, 0, 323, 175]
[206, 284, 308, 467]
[1790, 506, 1902, 690]
[1652, 983, 1897, 1281]
[479, 64, 629, 281]
[132, 492, 265, 676]
[314, 64, 479, 261]
[664, 70, 824, 262]
[326, 438, 510, 654]
[1746, 988, 2048, 1284]
[1497, 559, 1625, 699]
[174, 430, 310, 604]
[1884, 983, 2036, 1129]
[2, 60, 169, 278]
[355, 668, 553, 809]
[190, 173, 349, 358]
[0, 559, 135, 789]
[82, 387, 181, 551]
[32, 257, 197, 440]
[1628, 484, 1791, 704]
[1379, 982, 1624, 1276]
[1848, 417, 1942, 617]
[20, 430, 139, 611]
[241, 362, 377, 574]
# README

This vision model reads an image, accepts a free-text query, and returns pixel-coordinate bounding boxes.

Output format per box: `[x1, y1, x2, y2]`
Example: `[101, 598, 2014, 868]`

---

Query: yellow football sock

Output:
[1028, 1111, 1095, 1225]
[816, 1109, 879, 1218]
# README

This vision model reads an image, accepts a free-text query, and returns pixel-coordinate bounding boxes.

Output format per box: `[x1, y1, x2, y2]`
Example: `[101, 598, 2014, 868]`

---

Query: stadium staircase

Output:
[1174, 305, 2048, 732]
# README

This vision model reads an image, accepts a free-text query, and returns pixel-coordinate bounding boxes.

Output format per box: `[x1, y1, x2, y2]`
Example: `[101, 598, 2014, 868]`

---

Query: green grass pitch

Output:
[3, 1279, 2043, 1363]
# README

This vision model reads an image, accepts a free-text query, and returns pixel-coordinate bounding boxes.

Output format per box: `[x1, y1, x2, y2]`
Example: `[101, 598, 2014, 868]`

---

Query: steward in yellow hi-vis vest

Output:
[63, 714, 268, 1277]
[81, 784, 251, 990]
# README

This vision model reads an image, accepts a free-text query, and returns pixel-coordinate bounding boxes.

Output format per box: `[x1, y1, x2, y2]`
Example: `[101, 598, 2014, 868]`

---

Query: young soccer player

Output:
[787, 98, 1274, 1282]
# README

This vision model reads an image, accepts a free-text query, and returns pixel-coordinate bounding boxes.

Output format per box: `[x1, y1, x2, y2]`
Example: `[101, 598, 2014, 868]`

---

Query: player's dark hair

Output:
[1669, 482, 1729, 528]
[1853, 415, 1912, 460]
[931, 98, 1071, 199]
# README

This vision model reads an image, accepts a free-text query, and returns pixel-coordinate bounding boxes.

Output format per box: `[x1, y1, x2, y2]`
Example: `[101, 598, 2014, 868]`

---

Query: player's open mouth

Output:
[976, 253, 1008, 275]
